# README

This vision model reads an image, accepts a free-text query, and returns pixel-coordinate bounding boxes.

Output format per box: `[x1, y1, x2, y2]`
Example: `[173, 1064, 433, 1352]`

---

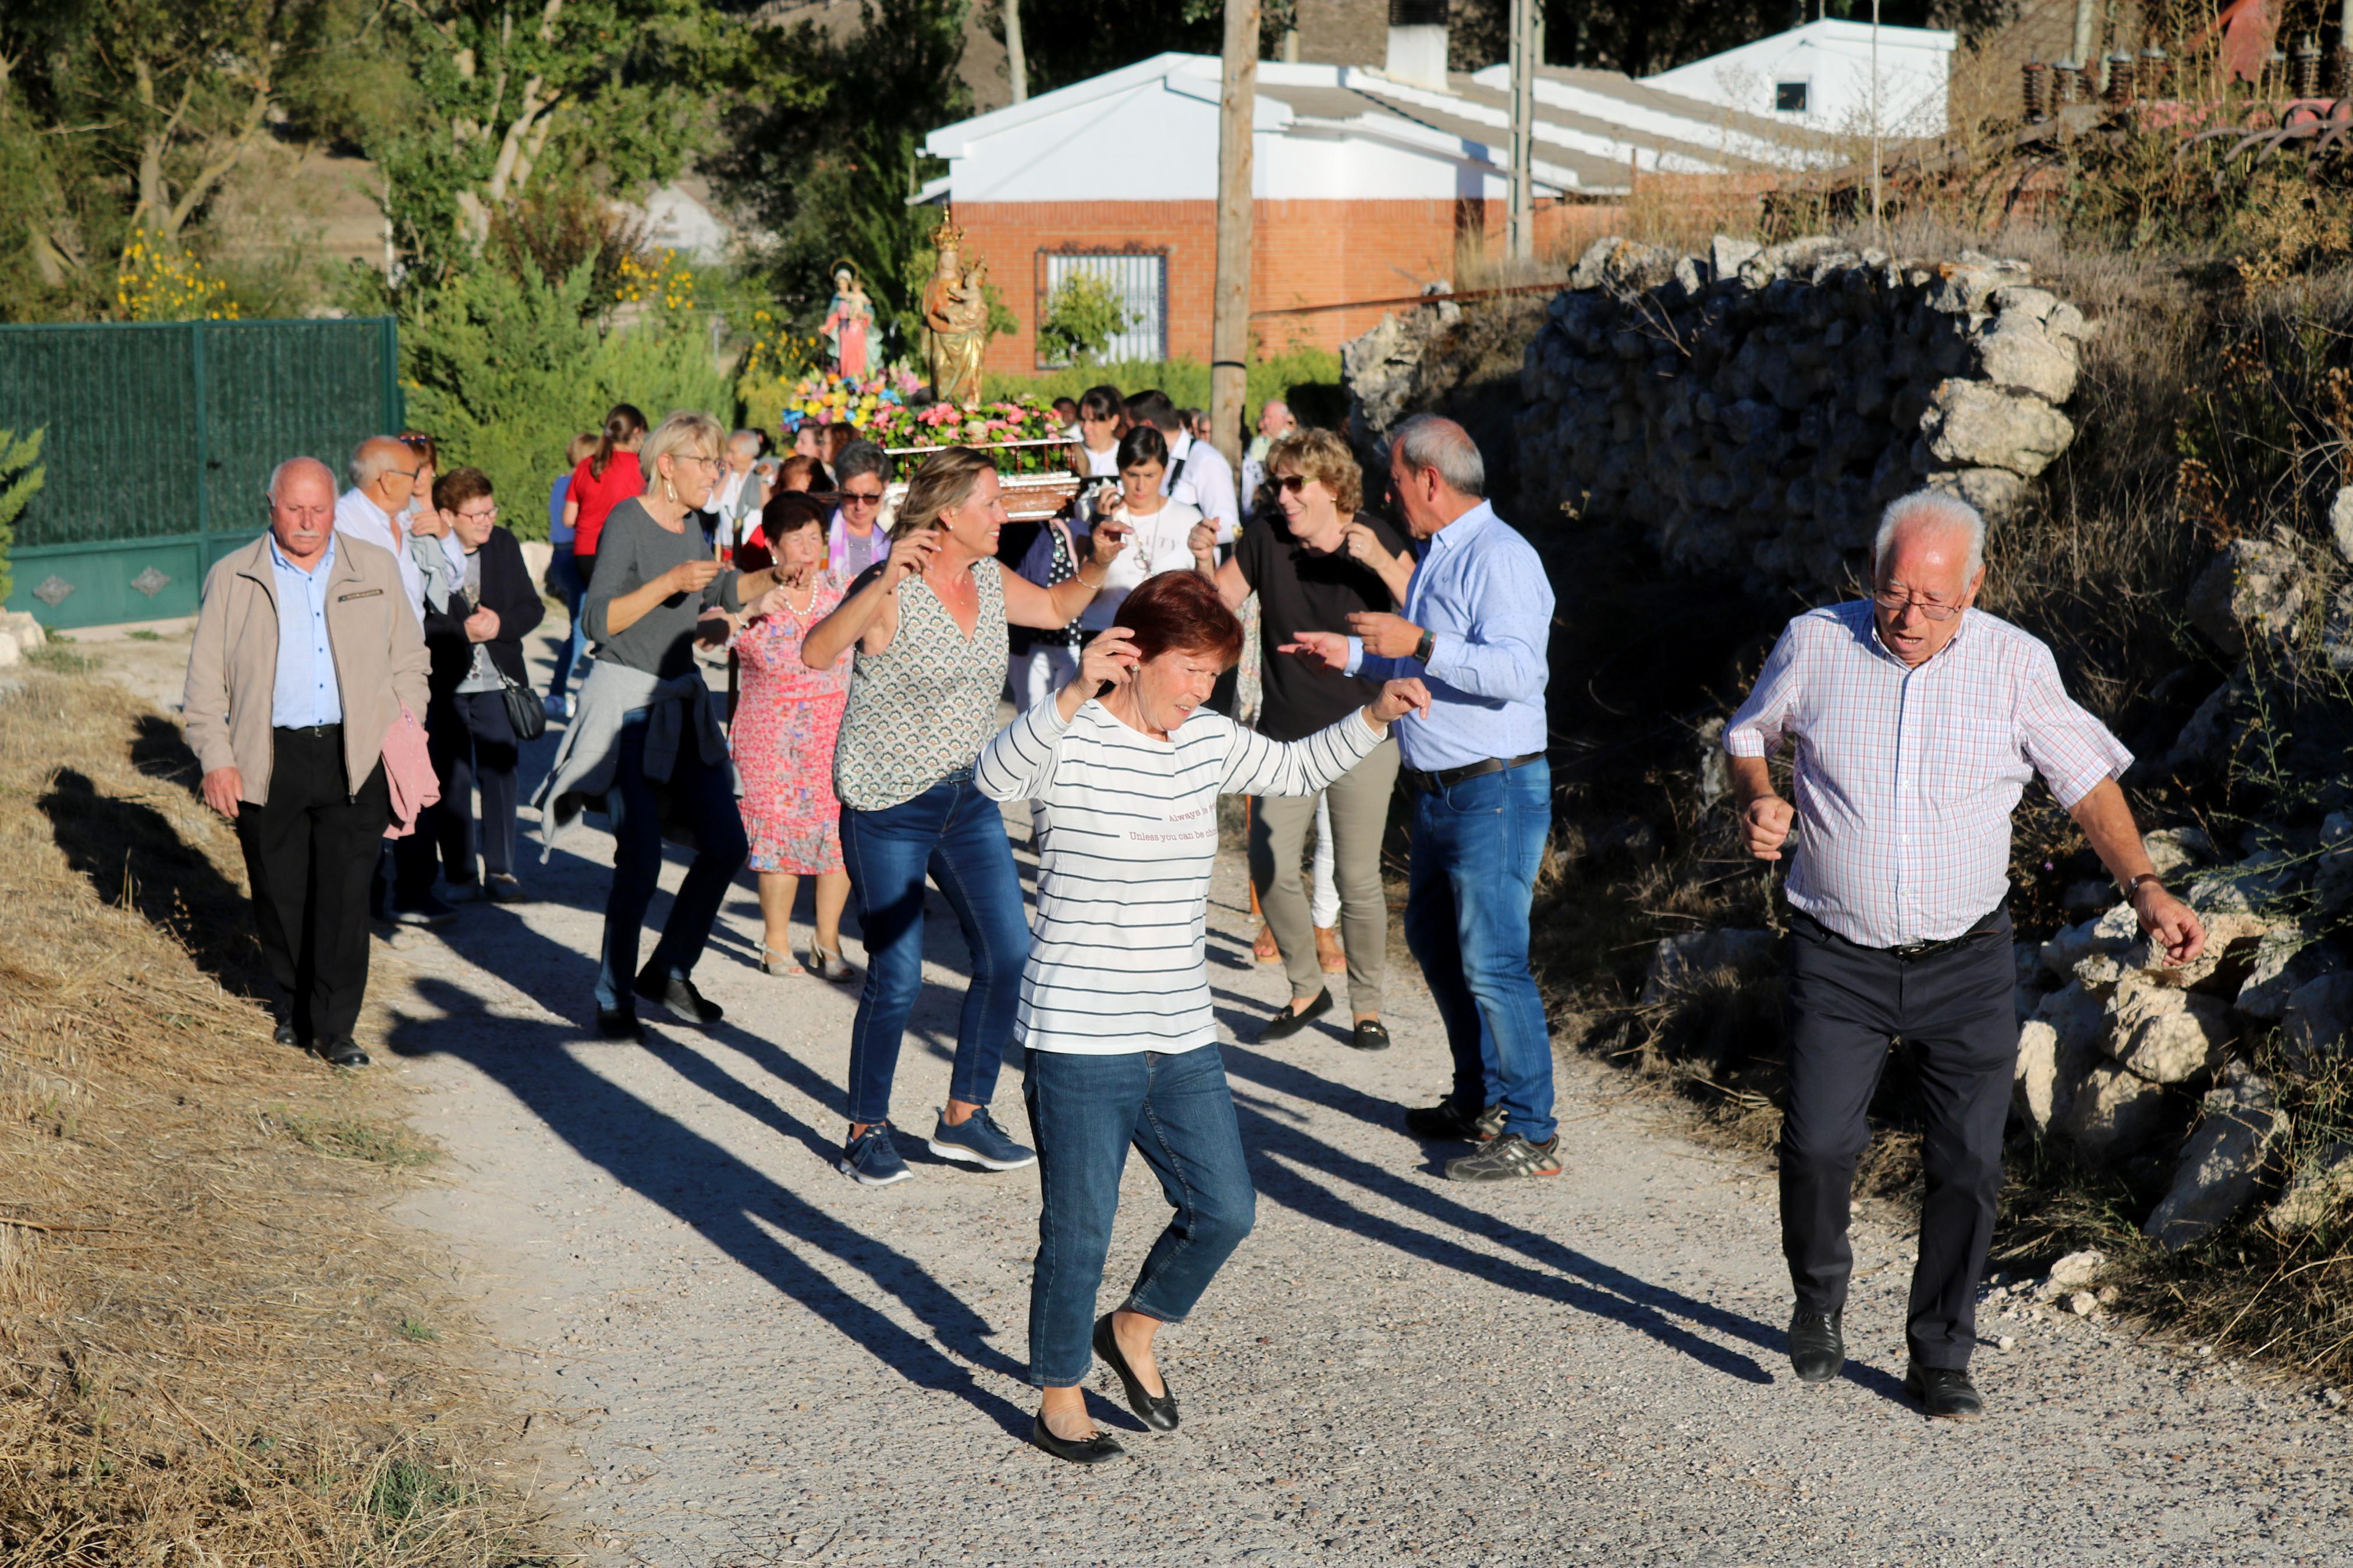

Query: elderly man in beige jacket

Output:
[183, 457, 430, 1066]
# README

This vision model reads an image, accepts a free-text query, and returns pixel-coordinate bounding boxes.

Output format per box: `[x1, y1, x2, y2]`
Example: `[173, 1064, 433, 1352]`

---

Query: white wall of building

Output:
[1641, 19, 1954, 139]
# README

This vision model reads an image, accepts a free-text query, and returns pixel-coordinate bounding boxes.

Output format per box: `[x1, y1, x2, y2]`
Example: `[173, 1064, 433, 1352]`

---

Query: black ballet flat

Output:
[1031, 1414, 1125, 1464]
[1094, 1313, 1179, 1431]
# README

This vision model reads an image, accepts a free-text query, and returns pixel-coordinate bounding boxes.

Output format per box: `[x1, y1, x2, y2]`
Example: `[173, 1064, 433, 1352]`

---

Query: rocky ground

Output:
[79, 622, 2353, 1567]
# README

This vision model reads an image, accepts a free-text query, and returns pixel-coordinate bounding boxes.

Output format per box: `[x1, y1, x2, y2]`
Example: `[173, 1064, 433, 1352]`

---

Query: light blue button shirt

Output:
[1346, 502, 1553, 771]
[268, 533, 343, 727]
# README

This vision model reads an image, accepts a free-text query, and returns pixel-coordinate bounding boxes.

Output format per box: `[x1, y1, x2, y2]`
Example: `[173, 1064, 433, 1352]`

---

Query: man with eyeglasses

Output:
[333, 435, 431, 625]
[1725, 489, 2206, 1421]
[826, 440, 892, 583]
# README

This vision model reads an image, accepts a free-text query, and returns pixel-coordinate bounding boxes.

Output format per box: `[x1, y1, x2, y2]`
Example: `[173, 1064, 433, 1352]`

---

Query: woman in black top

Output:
[421, 467, 545, 902]
[1190, 427, 1412, 1051]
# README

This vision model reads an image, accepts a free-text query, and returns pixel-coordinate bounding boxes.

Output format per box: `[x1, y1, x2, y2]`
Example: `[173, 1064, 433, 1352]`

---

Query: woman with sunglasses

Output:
[826, 440, 890, 584]
[800, 445, 1130, 1187]
[1190, 426, 1414, 1051]
[534, 412, 799, 1041]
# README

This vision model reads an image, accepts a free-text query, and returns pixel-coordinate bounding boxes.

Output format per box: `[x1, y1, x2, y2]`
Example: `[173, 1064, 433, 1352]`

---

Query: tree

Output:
[1037, 271, 1128, 365]
[0, 426, 45, 605]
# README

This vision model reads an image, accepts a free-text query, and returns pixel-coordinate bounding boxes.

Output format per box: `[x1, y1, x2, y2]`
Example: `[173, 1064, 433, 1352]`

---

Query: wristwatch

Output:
[2122, 872, 2165, 901]
[1412, 629, 1436, 665]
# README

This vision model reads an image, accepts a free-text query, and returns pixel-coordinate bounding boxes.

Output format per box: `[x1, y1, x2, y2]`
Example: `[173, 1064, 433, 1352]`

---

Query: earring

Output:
[665, 478, 677, 503]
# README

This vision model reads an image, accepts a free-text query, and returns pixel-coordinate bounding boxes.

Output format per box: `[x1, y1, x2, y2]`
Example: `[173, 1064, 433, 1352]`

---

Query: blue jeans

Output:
[596, 712, 748, 1012]
[547, 551, 588, 700]
[1402, 758, 1556, 1144]
[839, 774, 1030, 1126]
[1022, 1046, 1257, 1388]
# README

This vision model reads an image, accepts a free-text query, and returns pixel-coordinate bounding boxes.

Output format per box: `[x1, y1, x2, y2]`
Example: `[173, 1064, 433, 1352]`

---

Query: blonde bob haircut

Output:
[893, 445, 999, 541]
[640, 410, 725, 498]
[1266, 426, 1362, 516]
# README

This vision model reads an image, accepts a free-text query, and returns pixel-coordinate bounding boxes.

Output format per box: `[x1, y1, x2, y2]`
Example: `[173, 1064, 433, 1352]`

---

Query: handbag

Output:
[497, 659, 546, 742]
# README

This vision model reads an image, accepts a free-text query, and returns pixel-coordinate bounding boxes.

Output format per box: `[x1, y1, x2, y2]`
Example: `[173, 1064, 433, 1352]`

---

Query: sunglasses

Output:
[1271, 474, 1311, 495]
[840, 490, 883, 508]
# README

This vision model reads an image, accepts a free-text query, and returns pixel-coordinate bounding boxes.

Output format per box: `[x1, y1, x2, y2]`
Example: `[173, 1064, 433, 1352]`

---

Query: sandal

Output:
[807, 943, 860, 983]
[760, 947, 805, 977]
[1251, 923, 1281, 963]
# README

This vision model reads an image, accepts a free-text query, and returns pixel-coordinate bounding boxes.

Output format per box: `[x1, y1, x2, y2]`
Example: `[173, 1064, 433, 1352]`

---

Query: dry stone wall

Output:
[1507, 235, 2094, 591]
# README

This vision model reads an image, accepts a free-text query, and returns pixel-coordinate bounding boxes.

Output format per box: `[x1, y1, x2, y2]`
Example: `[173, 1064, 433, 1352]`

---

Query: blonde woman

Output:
[533, 412, 795, 1043]
[799, 446, 1130, 1186]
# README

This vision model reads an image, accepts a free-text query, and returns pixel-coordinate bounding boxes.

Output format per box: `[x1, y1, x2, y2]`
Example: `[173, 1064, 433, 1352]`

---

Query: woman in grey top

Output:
[800, 445, 1128, 1187]
[543, 412, 794, 1041]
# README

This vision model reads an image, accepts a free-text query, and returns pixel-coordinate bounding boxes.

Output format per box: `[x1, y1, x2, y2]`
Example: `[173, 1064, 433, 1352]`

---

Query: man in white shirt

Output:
[333, 436, 427, 623]
[708, 429, 764, 554]
[1240, 397, 1295, 507]
[1127, 389, 1238, 545]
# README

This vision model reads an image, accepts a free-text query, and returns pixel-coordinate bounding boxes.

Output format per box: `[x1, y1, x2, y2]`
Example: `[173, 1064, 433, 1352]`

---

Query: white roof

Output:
[1641, 18, 1955, 138]
[920, 50, 1839, 208]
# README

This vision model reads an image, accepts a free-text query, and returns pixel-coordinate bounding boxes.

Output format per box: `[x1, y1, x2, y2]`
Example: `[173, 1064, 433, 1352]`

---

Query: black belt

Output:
[1794, 904, 2007, 961]
[274, 722, 343, 741]
[1400, 751, 1543, 794]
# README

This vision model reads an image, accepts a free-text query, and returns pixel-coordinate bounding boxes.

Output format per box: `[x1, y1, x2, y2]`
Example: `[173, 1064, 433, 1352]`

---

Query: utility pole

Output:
[1210, 0, 1259, 474]
[1869, 0, 1882, 243]
[2071, 0, 2098, 69]
[1507, 0, 1535, 260]
[1005, 0, 1028, 104]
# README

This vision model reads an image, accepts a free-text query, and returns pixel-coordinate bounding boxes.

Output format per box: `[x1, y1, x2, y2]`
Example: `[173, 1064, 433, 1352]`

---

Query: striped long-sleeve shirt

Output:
[975, 697, 1385, 1054]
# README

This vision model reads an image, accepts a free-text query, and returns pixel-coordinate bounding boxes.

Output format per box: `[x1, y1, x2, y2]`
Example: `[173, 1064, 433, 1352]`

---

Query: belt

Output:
[1795, 904, 2006, 961]
[1400, 751, 1543, 794]
[274, 722, 343, 740]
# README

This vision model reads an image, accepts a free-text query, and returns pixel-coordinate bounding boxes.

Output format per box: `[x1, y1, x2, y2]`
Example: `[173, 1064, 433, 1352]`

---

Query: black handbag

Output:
[498, 660, 546, 742]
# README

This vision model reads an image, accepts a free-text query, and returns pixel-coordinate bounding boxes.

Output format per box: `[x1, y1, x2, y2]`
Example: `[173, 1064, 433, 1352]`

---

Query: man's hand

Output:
[1743, 793, 1794, 861]
[202, 766, 244, 820]
[664, 558, 723, 598]
[1345, 610, 1423, 660]
[2135, 883, 2207, 966]
[464, 607, 500, 642]
[1362, 678, 1432, 728]
[1278, 630, 1350, 673]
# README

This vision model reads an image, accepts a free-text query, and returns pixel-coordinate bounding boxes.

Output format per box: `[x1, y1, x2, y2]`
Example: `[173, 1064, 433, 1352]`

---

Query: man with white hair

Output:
[1240, 397, 1296, 506]
[183, 457, 430, 1068]
[707, 429, 765, 556]
[333, 435, 428, 622]
[1725, 489, 2205, 1419]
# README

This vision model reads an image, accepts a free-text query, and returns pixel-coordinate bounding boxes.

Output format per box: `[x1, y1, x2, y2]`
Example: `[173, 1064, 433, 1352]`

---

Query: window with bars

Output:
[1038, 251, 1167, 367]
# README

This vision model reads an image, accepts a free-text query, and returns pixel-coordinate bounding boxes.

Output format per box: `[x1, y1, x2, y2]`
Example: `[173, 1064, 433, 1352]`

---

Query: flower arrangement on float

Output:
[775, 367, 927, 435]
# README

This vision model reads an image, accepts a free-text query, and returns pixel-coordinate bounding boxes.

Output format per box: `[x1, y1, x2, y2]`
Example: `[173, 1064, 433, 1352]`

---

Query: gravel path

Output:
[82, 625, 2350, 1565]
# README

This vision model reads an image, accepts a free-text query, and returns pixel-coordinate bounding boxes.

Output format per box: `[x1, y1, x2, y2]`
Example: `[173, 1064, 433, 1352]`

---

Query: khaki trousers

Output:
[1248, 735, 1400, 1016]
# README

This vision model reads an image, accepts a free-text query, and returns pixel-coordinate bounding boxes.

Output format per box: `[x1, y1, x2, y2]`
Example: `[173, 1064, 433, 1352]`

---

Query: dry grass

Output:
[0, 668, 542, 1565]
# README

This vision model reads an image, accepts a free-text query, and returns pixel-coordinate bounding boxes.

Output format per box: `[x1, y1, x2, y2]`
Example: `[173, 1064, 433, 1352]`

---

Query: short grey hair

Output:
[1873, 490, 1986, 578]
[728, 428, 761, 456]
[268, 456, 336, 504]
[833, 439, 890, 486]
[1389, 413, 1485, 499]
[348, 435, 410, 490]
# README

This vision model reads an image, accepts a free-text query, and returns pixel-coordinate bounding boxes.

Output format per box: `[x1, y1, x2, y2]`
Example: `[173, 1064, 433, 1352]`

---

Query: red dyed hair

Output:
[1113, 569, 1244, 669]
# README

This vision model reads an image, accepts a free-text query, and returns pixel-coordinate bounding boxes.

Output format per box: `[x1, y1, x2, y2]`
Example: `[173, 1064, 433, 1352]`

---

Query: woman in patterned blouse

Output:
[800, 446, 1130, 1188]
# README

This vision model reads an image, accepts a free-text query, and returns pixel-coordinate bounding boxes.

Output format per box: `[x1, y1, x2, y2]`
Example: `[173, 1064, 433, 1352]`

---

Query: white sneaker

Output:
[543, 692, 573, 721]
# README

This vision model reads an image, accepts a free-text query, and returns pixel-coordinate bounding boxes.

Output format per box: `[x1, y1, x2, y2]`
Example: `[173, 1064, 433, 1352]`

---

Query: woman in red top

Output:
[562, 403, 648, 586]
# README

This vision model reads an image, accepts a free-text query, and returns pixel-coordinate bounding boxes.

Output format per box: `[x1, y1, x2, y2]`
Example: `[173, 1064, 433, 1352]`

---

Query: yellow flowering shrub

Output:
[115, 232, 240, 322]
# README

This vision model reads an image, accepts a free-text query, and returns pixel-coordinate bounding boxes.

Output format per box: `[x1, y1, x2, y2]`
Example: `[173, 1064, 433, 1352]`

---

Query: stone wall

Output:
[1487, 235, 2095, 591]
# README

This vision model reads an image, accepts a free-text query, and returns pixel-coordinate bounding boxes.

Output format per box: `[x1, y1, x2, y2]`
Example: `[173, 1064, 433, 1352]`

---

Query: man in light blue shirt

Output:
[268, 530, 343, 727]
[1283, 414, 1558, 1180]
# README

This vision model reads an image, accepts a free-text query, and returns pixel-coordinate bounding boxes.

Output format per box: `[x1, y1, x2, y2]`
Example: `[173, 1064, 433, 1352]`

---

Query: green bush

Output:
[1036, 272, 1130, 366]
[0, 426, 45, 605]
[400, 264, 734, 542]
[986, 347, 1344, 427]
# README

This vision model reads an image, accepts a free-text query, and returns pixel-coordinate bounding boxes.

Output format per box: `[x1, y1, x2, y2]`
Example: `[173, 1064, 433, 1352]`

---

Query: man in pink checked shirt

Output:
[1726, 490, 2205, 1421]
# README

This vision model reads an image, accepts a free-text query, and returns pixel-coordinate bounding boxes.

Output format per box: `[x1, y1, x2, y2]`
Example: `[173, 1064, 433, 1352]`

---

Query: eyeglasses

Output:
[457, 506, 498, 523]
[678, 454, 723, 471]
[840, 489, 884, 509]
[1271, 474, 1309, 495]
[1872, 589, 1964, 622]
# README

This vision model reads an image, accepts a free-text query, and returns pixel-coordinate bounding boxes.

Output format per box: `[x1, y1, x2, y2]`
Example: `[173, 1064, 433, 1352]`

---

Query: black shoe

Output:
[1348, 1019, 1392, 1052]
[1903, 1359, 1985, 1420]
[1093, 1314, 1178, 1431]
[1788, 1309, 1844, 1384]
[319, 1037, 370, 1067]
[634, 970, 722, 1026]
[1031, 1414, 1125, 1464]
[596, 1007, 644, 1043]
[1255, 989, 1332, 1042]
[272, 1018, 301, 1048]
[1403, 1099, 1504, 1142]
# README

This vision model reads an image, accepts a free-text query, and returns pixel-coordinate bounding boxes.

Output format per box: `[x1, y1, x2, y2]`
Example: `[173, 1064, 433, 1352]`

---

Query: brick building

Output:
[920, 20, 1950, 375]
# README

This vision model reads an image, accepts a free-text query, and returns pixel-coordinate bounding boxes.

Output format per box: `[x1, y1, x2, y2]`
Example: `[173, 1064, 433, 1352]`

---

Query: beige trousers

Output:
[1248, 736, 1400, 1017]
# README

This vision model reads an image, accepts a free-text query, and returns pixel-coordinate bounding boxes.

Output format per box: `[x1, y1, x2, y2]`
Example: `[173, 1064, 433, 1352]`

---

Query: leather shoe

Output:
[1787, 1309, 1844, 1384]
[596, 1007, 644, 1043]
[1030, 1414, 1124, 1464]
[634, 970, 722, 1026]
[272, 1018, 300, 1048]
[1094, 1313, 1177, 1431]
[1348, 1019, 1391, 1052]
[319, 1037, 370, 1068]
[1254, 989, 1331, 1043]
[1903, 1359, 1984, 1420]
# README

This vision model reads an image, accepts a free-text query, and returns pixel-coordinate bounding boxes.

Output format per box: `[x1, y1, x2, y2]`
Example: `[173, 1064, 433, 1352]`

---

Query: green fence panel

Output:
[0, 317, 401, 630]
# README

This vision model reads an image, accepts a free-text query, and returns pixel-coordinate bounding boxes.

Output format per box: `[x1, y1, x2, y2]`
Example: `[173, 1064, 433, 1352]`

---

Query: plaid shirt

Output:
[1724, 602, 2132, 948]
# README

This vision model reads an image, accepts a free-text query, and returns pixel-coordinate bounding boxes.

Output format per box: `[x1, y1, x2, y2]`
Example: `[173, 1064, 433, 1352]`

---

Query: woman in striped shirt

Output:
[975, 571, 1428, 1464]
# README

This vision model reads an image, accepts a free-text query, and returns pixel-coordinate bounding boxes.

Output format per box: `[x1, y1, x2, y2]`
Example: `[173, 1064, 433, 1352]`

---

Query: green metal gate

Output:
[0, 317, 403, 630]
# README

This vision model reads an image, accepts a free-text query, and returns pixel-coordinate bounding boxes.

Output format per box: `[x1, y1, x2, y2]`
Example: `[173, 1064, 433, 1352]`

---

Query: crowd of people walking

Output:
[179, 346, 2209, 1457]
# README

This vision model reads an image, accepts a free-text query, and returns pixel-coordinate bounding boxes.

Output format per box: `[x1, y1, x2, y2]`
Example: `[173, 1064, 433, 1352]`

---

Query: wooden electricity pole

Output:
[1005, 0, 1028, 104]
[1507, 0, 1535, 260]
[1211, 0, 1259, 474]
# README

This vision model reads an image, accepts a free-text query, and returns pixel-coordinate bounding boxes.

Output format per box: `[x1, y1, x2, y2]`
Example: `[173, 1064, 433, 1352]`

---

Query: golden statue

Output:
[922, 218, 991, 407]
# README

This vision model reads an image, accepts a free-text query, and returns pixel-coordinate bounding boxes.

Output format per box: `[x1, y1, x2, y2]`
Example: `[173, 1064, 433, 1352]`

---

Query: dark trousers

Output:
[237, 727, 389, 1044]
[596, 711, 748, 1013]
[1780, 906, 2018, 1370]
[432, 689, 519, 883]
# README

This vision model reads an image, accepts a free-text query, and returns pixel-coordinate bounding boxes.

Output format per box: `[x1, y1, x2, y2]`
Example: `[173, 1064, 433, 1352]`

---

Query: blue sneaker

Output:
[838, 1125, 913, 1187]
[927, 1107, 1037, 1171]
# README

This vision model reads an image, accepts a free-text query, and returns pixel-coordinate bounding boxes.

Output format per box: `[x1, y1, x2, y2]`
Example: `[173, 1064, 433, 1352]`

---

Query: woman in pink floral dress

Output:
[731, 493, 858, 980]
